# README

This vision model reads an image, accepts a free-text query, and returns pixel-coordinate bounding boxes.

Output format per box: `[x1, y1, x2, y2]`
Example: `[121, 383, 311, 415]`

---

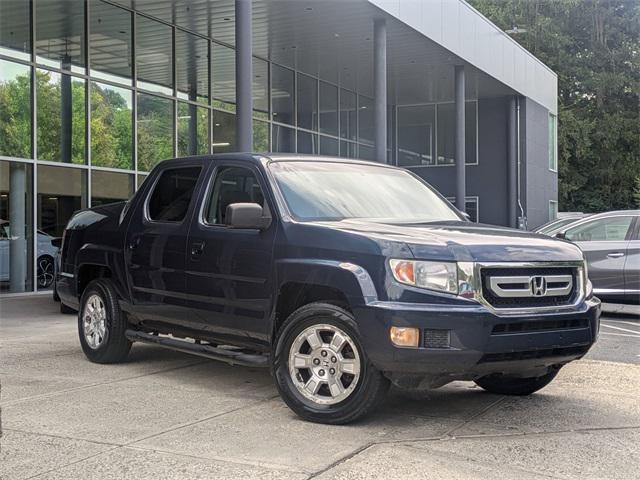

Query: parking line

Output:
[601, 332, 640, 338]
[600, 323, 640, 335]
[603, 319, 640, 327]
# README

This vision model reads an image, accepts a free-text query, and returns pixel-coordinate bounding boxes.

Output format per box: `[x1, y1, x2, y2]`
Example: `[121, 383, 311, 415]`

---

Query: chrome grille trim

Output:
[488, 274, 573, 298]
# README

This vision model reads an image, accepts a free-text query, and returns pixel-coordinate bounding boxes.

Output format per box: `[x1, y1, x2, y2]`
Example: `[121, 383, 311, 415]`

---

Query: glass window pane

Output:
[253, 57, 269, 119]
[90, 0, 132, 84]
[137, 93, 174, 171]
[340, 89, 357, 140]
[466, 101, 477, 164]
[136, 15, 172, 94]
[565, 216, 633, 242]
[137, 173, 148, 190]
[549, 113, 557, 171]
[319, 82, 338, 137]
[37, 164, 87, 239]
[297, 130, 317, 154]
[358, 144, 375, 161]
[397, 105, 435, 167]
[272, 64, 294, 125]
[340, 140, 357, 158]
[36, 69, 86, 164]
[212, 43, 235, 104]
[178, 102, 209, 156]
[0, 160, 34, 293]
[272, 124, 294, 153]
[297, 73, 317, 131]
[0, 0, 30, 60]
[91, 170, 134, 206]
[320, 136, 338, 156]
[437, 101, 477, 166]
[212, 109, 236, 153]
[0, 60, 31, 158]
[36, 1, 85, 72]
[148, 167, 201, 222]
[253, 119, 269, 152]
[90, 82, 133, 169]
[176, 30, 208, 104]
[204, 167, 265, 225]
[358, 96, 374, 145]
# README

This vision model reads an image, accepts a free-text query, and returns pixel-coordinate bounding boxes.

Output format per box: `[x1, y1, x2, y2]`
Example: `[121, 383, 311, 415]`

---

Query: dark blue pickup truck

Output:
[57, 154, 600, 424]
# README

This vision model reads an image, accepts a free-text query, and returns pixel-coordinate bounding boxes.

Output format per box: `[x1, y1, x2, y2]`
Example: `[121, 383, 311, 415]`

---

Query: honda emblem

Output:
[530, 276, 547, 296]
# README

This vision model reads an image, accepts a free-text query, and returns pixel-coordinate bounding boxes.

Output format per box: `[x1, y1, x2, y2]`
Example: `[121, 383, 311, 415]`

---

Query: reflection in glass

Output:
[0, 161, 34, 293]
[91, 82, 133, 169]
[37, 69, 85, 164]
[340, 141, 357, 158]
[297, 73, 317, 131]
[358, 144, 375, 161]
[253, 57, 269, 119]
[176, 30, 209, 104]
[272, 124, 294, 153]
[136, 15, 173, 94]
[38, 165, 87, 239]
[0, 0, 30, 60]
[92, 170, 134, 206]
[212, 43, 235, 104]
[319, 82, 338, 137]
[0, 60, 31, 158]
[253, 120, 269, 152]
[272, 64, 294, 125]
[358, 96, 374, 145]
[36, 0, 85, 72]
[90, 0, 132, 83]
[320, 136, 339, 156]
[397, 105, 435, 167]
[340, 90, 357, 140]
[137, 93, 174, 171]
[297, 130, 317, 154]
[212, 109, 236, 153]
[436, 101, 477, 165]
[178, 102, 209, 156]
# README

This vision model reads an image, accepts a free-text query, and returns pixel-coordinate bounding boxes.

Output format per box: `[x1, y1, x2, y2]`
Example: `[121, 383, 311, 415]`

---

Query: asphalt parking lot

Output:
[1, 296, 639, 480]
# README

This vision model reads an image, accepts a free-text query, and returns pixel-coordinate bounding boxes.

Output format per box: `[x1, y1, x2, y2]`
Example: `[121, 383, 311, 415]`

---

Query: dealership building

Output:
[0, 0, 558, 294]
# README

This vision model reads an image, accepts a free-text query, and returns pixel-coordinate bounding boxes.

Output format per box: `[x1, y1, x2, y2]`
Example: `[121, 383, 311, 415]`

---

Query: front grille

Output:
[481, 266, 578, 308]
[478, 345, 590, 363]
[423, 329, 450, 348]
[492, 318, 589, 335]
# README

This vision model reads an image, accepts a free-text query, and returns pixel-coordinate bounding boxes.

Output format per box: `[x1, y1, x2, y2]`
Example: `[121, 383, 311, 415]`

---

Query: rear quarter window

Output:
[147, 167, 201, 222]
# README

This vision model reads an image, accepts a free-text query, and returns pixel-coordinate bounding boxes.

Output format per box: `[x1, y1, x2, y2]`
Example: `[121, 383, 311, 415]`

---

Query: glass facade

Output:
[0, 0, 480, 294]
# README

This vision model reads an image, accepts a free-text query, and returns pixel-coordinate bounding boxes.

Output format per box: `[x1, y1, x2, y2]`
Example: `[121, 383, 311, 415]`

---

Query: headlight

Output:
[389, 259, 458, 294]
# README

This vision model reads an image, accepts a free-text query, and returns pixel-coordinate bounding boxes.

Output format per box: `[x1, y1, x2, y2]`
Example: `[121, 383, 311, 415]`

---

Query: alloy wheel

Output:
[83, 294, 107, 349]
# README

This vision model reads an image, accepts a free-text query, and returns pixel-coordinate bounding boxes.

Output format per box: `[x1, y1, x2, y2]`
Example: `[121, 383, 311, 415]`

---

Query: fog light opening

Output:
[390, 326, 420, 348]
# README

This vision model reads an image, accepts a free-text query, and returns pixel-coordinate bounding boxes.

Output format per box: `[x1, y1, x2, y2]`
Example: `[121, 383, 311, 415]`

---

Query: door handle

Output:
[607, 252, 625, 258]
[191, 241, 206, 257]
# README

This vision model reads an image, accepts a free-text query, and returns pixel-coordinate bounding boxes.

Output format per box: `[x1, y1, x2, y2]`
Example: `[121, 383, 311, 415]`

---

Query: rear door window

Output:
[147, 167, 201, 222]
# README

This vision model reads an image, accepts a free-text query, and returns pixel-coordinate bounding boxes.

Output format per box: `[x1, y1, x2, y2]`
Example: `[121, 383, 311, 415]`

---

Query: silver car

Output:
[555, 210, 639, 304]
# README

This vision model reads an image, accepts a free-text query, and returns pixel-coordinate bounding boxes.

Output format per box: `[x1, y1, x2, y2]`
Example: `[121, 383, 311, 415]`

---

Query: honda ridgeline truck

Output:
[57, 154, 601, 424]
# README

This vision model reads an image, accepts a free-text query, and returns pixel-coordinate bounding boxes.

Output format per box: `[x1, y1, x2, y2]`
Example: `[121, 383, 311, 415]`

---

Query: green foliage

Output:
[634, 175, 640, 208]
[471, 0, 640, 212]
[0, 68, 31, 158]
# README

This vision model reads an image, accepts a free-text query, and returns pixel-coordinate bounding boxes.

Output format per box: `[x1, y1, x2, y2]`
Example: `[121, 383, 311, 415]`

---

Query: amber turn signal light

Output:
[389, 326, 420, 348]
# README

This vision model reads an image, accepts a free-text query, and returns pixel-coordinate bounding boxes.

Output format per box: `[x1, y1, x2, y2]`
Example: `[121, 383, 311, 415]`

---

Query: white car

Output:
[0, 219, 59, 289]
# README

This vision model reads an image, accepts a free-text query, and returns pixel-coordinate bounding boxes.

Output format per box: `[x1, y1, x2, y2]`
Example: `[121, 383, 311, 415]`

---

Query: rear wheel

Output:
[273, 303, 389, 424]
[474, 369, 560, 396]
[78, 278, 131, 364]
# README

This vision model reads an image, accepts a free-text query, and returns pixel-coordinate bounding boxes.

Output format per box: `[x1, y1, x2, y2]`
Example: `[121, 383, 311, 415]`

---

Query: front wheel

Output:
[78, 278, 131, 364]
[474, 369, 560, 396]
[273, 303, 389, 425]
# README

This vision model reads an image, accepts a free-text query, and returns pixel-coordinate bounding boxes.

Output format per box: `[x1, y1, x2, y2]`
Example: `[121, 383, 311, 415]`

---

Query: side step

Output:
[125, 329, 269, 368]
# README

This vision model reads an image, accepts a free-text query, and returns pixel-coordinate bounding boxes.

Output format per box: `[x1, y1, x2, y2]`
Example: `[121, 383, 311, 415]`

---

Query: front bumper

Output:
[353, 297, 601, 388]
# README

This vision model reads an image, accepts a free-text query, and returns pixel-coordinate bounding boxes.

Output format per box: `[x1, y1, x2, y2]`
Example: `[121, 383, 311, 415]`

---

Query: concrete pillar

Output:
[507, 96, 517, 228]
[235, 0, 253, 152]
[61, 55, 72, 163]
[454, 65, 466, 212]
[9, 163, 27, 292]
[374, 18, 387, 163]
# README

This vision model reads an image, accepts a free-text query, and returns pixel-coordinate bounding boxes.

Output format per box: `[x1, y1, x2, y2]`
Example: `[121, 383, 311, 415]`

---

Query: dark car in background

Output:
[553, 211, 640, 304]
[56, 154, 600, 424]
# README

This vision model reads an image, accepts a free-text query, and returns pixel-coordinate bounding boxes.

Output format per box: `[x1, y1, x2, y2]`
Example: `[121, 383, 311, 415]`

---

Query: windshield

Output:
[269, 161, 462, 222]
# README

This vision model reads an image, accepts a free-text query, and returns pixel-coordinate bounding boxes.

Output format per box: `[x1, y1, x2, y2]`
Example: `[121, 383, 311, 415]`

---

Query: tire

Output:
[37, 255, 55, 289]
[78, 278, 131, 364]
[273, 302, 389, 425]
[474, 369, 560, 396]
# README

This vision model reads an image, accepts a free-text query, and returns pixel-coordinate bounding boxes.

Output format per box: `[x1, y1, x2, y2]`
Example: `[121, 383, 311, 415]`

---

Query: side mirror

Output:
[460, 211, 471, 221]
[51, 237, 62, 248]
[555, 232, 566, 240]
[225, 203, 271, 230]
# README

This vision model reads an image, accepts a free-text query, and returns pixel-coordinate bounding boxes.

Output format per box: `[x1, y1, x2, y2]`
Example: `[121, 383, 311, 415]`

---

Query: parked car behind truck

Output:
[57, 154, 601, 424]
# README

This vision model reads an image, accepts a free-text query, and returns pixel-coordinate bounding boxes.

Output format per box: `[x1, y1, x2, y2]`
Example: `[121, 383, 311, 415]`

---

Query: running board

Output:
[125, 330, 269, 368]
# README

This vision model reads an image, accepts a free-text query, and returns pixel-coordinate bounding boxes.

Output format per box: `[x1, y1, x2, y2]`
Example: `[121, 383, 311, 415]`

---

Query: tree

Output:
[470, 0, 640, 213]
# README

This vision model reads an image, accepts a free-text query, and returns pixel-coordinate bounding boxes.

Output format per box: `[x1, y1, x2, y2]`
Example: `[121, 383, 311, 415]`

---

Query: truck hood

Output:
[315, 220, 583, 263]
